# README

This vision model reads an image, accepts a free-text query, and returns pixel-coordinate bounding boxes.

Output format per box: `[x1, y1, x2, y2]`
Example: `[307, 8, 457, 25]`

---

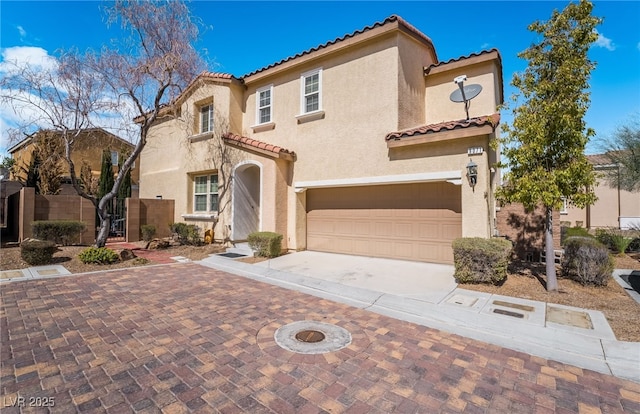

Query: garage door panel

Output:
[307, 183, 461, 264]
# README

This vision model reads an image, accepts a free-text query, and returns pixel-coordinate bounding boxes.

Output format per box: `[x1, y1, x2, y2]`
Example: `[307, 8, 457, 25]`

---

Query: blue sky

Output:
[1, 1, 639, 156]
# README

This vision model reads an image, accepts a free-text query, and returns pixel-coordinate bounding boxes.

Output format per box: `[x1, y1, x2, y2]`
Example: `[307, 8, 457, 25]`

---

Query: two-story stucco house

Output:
[140, 15, 503, 264]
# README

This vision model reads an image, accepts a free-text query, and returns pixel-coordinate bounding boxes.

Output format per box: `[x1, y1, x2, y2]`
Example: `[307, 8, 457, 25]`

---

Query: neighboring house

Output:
[563, 153, 640, 230]
[8, 128, 139, 197]
[140, 15, 503, 264]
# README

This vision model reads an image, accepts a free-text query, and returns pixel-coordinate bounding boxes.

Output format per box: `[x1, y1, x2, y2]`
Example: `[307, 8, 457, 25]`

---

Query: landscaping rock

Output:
[119, 249, 136, 261]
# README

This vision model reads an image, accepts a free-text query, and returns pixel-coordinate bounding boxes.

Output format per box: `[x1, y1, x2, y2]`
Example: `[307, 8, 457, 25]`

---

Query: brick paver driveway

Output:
[1, 263, 639, 413]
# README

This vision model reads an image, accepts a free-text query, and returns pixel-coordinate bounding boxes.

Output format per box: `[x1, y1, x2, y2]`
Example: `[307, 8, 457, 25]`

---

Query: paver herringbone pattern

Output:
[1, 263, 639, 413]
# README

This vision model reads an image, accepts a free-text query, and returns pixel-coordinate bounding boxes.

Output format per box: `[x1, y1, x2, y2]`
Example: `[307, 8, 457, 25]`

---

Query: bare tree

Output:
[1, 0, 205, 247]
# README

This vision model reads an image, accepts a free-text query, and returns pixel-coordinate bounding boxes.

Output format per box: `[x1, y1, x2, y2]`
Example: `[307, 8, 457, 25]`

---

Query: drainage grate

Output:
[275, 321, 352, 354]
[493, 309, 524, 318]
[217, 252, 247, 258]
[295, 330, 325, 343]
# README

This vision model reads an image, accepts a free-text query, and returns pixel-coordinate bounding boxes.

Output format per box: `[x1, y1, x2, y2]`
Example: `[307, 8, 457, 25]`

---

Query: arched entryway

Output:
[232, 162, 261, 240]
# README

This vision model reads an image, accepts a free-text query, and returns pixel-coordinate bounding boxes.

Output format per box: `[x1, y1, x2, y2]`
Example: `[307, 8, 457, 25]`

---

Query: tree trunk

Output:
[545, 206, 558, 292]
[95, 204, 111, 248]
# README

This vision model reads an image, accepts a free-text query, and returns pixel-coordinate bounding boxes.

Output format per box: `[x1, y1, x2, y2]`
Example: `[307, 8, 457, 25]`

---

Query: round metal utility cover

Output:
[275, 321, 352, 354]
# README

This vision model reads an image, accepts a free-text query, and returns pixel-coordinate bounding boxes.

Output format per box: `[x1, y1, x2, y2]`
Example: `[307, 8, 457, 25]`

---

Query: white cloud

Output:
[17, 26, 26, 39]
[0, 46, 57, 73]
[637, 42, 640, 51]
[594, 30, 615, 51]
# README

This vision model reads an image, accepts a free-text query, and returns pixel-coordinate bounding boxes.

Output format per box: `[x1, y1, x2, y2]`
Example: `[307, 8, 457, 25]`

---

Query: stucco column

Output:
[461, 154, 491, 238]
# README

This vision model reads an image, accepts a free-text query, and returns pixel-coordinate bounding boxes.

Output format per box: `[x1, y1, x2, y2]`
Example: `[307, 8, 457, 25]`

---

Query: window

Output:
[560, 197, 568, 214]
[194, 174, 218, 213]
[200, 104, 214, 133]
[256, 85, 273, 124]
[110, 150, 118, 166]
[301, 68, 322, 114]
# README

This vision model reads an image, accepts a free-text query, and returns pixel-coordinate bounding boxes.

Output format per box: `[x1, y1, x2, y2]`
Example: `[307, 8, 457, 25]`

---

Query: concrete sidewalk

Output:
[199, 251, 640, 383]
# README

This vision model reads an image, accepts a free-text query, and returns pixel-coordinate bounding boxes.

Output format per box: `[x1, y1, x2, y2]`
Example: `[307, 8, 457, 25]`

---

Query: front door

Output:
[232, 163, 260, 240]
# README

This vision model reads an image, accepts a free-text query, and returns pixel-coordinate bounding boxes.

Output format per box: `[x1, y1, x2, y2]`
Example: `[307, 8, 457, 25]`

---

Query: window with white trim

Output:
[194, 174, 218, 213]
[560, 197, 568, 214]
[110, 150, 119, 166]
[256, 85, 273, 124]
[301, 68, 322, 114]
[200, 104, 214, 133]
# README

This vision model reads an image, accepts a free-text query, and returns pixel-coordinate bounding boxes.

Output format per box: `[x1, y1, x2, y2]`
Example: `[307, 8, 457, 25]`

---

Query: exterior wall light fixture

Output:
[466, 159, 478, 187]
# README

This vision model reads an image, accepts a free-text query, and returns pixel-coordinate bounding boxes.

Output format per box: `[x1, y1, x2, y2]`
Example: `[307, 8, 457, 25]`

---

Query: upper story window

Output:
[200, 104, 214, 133]
[301, 68, 322, 114]
[110, 150, 118, 166]
[194, 174, 218, 213]
[256, 85, 273, 125]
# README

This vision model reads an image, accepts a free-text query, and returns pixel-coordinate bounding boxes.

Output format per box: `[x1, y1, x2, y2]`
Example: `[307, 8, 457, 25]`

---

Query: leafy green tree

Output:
[117, 155, 131, 199]
[97, 150, 114, 202]
[25, 151, 42, 193]
[496, 0, 601, 292]
[599, 117, 640, 192]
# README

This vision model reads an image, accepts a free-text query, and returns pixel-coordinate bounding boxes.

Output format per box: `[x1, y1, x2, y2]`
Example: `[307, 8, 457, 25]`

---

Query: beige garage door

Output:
[306, 182, 461, 264]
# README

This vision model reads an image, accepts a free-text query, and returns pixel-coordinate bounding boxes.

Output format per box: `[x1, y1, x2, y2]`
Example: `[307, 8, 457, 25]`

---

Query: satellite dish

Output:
[449, 75, 483, 120]
[449, 84, 482, 103]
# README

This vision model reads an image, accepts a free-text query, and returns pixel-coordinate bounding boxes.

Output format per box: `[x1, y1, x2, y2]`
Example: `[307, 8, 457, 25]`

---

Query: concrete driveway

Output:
[254, 251, 457, 303]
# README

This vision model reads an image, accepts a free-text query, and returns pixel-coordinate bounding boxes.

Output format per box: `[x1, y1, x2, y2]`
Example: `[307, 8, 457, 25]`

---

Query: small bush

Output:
[20, 239, 57, 265]
[452, 237, 513, 285]
[561, 237, 613, 286]
[561, 226, 592, 246]
[78, 247, 120, 265]
[169, 222, 202, 245]
[596, 228, 636, 254]
[248, 231, 283, 258]
[141, 224, 156, 242]
[32, 220, 86, 246]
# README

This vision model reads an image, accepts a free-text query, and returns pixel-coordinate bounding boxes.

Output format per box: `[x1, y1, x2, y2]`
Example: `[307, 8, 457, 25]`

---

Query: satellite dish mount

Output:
[450, 75, 482, 121]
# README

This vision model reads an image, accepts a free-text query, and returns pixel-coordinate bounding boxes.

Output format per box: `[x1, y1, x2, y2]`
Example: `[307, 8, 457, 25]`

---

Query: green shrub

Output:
[169, 222, 202, 245]
[141, 224, 156, 242]
[32, 220, 86, 246]
[20, 239, 57, 265]
[78, 247, 120, 265]
[561, 237, 613, 286]
[452, 237, 513, 285]
[248, 231, 283, 258]
[596, 228, 636, 254]
[561, 226, 592, 246]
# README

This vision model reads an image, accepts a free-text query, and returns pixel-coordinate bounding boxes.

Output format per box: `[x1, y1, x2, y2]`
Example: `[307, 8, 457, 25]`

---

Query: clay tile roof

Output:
[242, 15, 436, 78]
[385, 113, 500, 141]
[222, 133, 296, 160]
[424, 49, 501, 74]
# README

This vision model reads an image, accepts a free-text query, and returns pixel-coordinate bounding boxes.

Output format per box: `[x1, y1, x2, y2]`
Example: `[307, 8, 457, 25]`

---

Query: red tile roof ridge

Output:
[424, 49, 501, 73]
[242, 15, 437, 79]
[222, 132, 295, 156]
[385, 113, 500, 141]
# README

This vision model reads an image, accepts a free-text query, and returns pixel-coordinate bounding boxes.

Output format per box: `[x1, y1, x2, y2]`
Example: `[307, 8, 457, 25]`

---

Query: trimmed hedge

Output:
[32, 220, 86, 246]
[141, 224, 156, 242]
[78, 247, 120, 265]
[452, 237, 512, 285]
[248, 231, 283, 258]
[169, 222, 202, 245]
[561, 237, 613, 286]
[20, 239, 57, 265]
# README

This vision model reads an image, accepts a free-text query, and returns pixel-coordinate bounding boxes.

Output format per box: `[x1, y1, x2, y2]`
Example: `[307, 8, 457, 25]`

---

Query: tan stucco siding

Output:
[396, 33, 435, 130]
[425, 61, 499, 124]
[243, 36, 400, 182]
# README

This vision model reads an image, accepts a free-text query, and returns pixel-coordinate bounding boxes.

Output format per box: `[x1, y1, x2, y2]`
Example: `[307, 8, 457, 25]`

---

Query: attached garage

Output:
[306, 182, 462, 264]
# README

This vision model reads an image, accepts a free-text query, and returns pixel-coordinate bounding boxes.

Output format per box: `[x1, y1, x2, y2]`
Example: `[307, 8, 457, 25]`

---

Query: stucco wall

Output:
[425, 61, 499, 125]
[563, 175, 640, 229]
